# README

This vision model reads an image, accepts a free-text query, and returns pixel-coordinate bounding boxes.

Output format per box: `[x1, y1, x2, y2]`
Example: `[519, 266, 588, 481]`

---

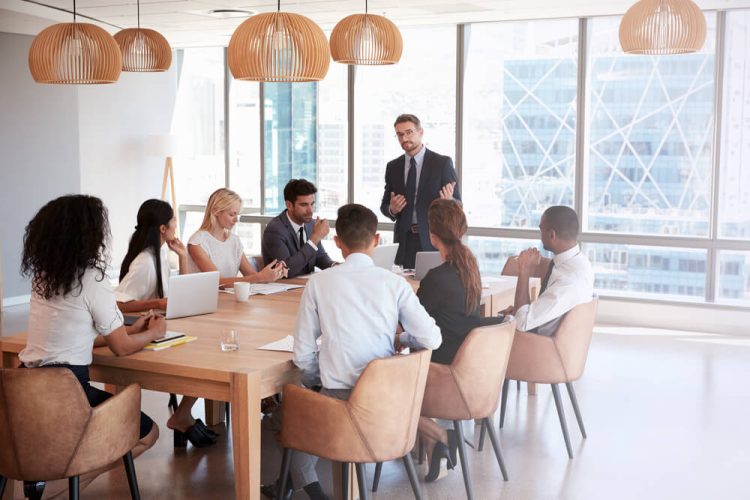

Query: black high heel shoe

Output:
[447, 429, 458, 465]
[173, 422, 218, 448]
[194, 418, 219, 439]
[424, 442, 455, 482]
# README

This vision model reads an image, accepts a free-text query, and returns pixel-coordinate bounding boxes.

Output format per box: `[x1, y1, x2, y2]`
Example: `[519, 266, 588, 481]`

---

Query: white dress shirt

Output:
[514, 244, 594, 336]
[20, 267, 124, 367]
[286, 212, 318, 251]
[115, 245, 170, 302]
[294, 252, 442, 389]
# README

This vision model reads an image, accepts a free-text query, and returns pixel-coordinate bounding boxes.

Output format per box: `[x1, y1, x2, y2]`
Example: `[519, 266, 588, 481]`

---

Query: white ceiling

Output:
[2, 0, 750, 47]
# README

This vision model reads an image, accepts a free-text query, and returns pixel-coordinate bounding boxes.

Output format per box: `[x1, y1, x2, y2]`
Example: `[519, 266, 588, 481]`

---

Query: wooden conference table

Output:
[0, 273, 528, 500]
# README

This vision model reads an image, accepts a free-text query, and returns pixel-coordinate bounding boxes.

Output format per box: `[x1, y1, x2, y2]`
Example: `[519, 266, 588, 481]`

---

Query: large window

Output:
[463, 20, 579, 228]
[171, 48, 226, 205]
[173, 10, 750, 308]
[585, 16, 717, 237]
[353, 25, 456, 220]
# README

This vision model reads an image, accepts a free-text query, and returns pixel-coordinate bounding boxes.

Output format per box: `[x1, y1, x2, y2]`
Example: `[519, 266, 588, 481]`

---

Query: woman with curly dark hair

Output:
[19, 194, 165, 491]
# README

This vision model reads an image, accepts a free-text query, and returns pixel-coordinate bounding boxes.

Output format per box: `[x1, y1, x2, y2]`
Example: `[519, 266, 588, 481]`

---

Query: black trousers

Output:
[396, 231, 422, 269]
[25, 364, 154, 439]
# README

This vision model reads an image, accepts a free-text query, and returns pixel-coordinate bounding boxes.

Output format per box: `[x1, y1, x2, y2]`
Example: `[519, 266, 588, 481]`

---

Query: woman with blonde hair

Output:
[188, 188, 286, 284]
[416, 198, 482, 482]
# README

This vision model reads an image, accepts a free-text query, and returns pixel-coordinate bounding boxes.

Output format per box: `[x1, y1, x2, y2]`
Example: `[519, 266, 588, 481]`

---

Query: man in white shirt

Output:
[509, 206, 594, 336]
[265, 203, 442, 500]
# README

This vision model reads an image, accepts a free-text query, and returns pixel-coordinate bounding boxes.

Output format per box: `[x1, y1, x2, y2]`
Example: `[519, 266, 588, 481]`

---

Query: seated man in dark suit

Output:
[262, 179, 336, 278]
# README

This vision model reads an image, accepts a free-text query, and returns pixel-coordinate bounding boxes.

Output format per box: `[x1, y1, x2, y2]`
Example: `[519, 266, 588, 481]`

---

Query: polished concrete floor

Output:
[3, 305, 750, 499]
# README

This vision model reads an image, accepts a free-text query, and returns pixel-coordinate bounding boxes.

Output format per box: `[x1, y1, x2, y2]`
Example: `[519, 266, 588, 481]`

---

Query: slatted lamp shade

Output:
[619, 0, 707, 55]
[228, 9, 331, 82]
[330, 12, 403, 65]
[28, 22, 122, 84]
[114, 28, 172, 72]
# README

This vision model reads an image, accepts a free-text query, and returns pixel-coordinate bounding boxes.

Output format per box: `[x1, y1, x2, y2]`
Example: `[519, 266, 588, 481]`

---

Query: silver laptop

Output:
[372, 244, 399, 270]
[414, 251, 443, 280]
[166, 271, 220, 319]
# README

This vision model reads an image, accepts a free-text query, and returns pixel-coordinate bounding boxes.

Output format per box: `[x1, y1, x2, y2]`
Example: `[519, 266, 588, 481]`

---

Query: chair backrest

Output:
[0, 368, 141, 481]
[501, 254, 551, 279]
[427, 319, 516, 419]
[347, 349, 432, 460]
[552, 297, 598, 381]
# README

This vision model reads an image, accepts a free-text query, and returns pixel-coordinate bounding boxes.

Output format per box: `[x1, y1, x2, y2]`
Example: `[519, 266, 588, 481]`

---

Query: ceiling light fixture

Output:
[619, 0, 707, 55]
[330, 0, 402, 65]
[28, 0, 122, 84]
[227, 0, 330, 82]
[114, 0, 172, 72]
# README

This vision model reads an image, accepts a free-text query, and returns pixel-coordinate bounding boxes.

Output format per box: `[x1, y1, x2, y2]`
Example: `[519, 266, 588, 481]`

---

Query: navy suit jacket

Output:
[380, 148, 461, 252]
[261, 210, 334, 278]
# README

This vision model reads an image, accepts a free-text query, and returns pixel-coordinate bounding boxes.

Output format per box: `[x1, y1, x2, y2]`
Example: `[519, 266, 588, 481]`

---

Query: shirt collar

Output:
[342, 252, 375, 267]
[286, 211, 304, 234]
[553, 244, 581, 266]
[406, 144, 426, 164]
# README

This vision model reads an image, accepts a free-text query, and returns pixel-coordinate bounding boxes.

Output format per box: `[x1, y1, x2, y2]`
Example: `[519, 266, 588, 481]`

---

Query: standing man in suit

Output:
[380, 114, 461, 269]
[262, 179, 336, 278]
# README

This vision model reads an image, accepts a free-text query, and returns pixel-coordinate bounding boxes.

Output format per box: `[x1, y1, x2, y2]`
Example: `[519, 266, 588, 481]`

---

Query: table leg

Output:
[331, 462, 359, 500]
[527, 382, 537, 395]
[231, 370, 261, 500]
[205, 399, 226, 425]
[1, 351, 19, 369]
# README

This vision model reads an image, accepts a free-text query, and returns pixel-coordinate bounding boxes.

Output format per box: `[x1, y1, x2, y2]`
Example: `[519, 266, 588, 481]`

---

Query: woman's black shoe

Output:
[424, 442, 454, 482]
[447, 429, 458, 465]
[173, 422, 218, 448]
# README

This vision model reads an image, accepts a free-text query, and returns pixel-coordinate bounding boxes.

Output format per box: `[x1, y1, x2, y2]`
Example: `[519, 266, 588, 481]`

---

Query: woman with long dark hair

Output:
[19, 194, 164, 493]
[117, 199, 216, 448]
[416, 198, 482, 482]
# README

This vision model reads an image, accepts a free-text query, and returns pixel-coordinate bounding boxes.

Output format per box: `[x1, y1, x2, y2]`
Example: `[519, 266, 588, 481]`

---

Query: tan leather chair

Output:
[499, 298, 598, 458]
[372, 319, 515, 500]
[501, 253, 551, 301]
[277, 350, 432, 500]
[0, 368, 143, 500]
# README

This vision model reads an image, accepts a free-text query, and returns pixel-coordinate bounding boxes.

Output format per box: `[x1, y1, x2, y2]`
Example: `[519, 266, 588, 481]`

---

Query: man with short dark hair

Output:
[262, 179, 336, 278]
[506, 206, 594, 336]
[381, 114, 461, 269]
[277, 203, 442, 500]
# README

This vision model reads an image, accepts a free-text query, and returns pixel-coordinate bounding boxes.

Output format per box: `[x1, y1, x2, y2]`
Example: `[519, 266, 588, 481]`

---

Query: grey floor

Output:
[2, 305, 750, 499]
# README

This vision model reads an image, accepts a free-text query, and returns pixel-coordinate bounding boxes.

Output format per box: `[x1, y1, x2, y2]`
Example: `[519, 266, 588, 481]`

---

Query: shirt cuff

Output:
[306, 240, 318, 251]
[514, 304, 531, 331]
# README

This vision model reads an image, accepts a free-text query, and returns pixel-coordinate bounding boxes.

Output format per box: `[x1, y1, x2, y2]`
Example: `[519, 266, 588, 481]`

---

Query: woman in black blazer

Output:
[416, 198, 482, 481]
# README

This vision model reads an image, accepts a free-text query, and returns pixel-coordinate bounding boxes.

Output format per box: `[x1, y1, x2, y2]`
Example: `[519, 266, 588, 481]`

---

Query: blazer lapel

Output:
[416, 148, 432, 199]
[281, 211, 301, 250]
[393, 155, 407, 195]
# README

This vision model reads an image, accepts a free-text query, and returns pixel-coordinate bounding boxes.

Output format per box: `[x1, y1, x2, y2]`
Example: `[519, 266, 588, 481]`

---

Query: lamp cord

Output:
[73, 0, 76, 22]
[277, 0, 280, 12]
[137, 0, 140, 29]
[365, 0, 368, 14]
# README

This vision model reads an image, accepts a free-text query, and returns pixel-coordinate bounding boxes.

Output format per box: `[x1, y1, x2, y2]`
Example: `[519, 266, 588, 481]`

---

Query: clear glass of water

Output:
[221, 329, 239, 352]
[391, 264, 404, 274]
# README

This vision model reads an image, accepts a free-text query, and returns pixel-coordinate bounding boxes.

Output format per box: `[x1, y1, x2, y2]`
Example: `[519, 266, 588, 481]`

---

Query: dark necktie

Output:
[298, 227, 305, 249]
[540, 260, 555, 294]
[405, 157, 417, 224]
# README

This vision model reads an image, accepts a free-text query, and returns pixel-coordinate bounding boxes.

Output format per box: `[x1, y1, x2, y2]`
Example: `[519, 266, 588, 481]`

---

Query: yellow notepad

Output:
[144, 332, 197, 351]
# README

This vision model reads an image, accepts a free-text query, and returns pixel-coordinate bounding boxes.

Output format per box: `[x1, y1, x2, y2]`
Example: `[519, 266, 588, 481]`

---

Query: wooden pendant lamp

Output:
[114, 0, 172, 72]
[228, 0, 330, 82]
[28, 0, 122, 84]
[619, 0, 707, 55]
[330, 0, 402, 65]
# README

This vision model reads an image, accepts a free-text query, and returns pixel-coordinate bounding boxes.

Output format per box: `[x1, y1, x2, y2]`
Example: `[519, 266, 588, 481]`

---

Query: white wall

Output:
[0, 31, 179, 302]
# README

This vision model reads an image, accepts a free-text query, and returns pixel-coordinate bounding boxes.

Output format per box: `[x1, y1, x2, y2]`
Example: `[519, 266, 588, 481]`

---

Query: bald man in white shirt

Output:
[506, 206, 594, 336]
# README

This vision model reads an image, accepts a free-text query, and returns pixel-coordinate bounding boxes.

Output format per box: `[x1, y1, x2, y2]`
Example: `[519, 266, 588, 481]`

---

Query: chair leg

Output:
[483, 417, 509, 481]
[340, 462, 350, 500]
[477, 418, 487, 451]
[551, 384, 573, 459]
[68, 476, 79, 500]
[499, 379, 510, 429]
[0, 475, 6, 497]
[372, 462, 382, 492]
[565, 382, 587, 438]
[453, 420, 473, 500]
[277, 448, 293, 500]
[355, 463, 370, 500]
[122, 451, 141, 500]
[23, 481, 45, 500]
[168, 393, 178, 412]
[516, 380, 520, 391]
[402, 454, 423, 500]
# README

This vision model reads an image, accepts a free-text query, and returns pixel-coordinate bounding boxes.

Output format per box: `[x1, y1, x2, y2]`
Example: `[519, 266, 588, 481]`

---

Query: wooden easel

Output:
[161, 155, 179, 237]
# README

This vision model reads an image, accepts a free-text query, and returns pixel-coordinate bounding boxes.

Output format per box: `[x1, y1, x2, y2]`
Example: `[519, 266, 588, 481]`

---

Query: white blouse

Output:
[19, 267, 124, 367]
[116, 245, 170, 302]
[187, 230, 244, 278]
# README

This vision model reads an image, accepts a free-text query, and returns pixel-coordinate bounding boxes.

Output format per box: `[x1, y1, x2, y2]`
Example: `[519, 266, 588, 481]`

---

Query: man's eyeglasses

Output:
[395, 129, 417, 139]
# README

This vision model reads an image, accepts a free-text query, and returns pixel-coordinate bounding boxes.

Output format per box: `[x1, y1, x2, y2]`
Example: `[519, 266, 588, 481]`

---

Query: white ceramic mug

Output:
[234, 282, 250, 302]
